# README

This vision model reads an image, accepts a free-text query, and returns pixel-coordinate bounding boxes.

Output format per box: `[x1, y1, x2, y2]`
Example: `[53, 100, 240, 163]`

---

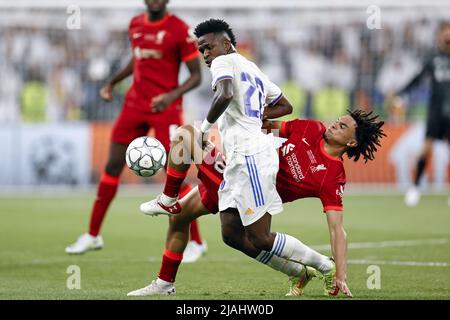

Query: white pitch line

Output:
[311, 238, 449, 251]
[149, 257, 450, 267]
[8, 239, 447, 267]
[348, 259, 450, 267]
[13, 256, 449, 268]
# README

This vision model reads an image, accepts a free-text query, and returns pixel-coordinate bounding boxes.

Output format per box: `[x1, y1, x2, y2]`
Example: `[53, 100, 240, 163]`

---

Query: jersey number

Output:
[241, 72, 264, 119]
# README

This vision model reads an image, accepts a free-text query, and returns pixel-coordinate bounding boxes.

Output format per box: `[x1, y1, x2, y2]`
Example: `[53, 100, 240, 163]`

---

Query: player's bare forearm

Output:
[330, 227, 347, 279]
[262, 96, 293, 120]
[326, 211, 347, 279]
[108, 58, 134, 86]
[170, 57, 202, 99]
[206, 79, 234, 123]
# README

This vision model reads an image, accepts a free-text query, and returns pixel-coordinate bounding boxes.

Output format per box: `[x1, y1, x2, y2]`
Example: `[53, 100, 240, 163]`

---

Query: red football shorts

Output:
[111, 105, 183, 151]
[197, 147, 225, 214]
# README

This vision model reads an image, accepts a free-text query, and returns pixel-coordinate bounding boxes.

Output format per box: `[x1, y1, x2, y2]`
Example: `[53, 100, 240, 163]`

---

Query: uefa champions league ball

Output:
[125, 137, 167, 177]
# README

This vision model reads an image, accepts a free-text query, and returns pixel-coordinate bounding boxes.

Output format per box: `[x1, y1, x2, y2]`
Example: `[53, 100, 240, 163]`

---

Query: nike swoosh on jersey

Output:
[302, 138, 310, 146]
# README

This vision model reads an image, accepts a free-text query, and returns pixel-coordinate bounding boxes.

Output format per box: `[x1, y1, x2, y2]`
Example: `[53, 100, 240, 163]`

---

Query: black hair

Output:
[346, 109, 386, 163]
[194, 18, 237, 47]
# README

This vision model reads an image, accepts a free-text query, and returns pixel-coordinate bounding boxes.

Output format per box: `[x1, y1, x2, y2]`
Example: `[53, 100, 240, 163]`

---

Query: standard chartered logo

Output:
[281, 143, 295, 156]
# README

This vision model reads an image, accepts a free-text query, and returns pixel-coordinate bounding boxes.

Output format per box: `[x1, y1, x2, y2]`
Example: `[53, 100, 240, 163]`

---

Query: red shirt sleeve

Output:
[128, 15, 139, 42]
[320, 181, 345, 213]
[280, 119, 300, 138]
[178, 24, 200, 62]
[279, 119, 321, 138]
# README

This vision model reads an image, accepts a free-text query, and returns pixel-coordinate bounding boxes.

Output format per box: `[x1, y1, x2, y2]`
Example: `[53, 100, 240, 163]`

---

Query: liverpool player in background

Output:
[395, 21, 450, 207]
[66, 0, 207, 262]
[128, 109, 385, 297]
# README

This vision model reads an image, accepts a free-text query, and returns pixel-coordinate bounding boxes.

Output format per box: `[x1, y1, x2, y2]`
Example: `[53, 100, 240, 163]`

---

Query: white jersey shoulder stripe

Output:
[212, 75, 234, 90]
[267, 92, 283, 106]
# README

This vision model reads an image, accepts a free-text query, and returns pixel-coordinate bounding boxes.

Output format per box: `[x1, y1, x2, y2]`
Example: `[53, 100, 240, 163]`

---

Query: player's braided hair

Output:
[194, 18, 237, 47]
[347, 109, 386, 163]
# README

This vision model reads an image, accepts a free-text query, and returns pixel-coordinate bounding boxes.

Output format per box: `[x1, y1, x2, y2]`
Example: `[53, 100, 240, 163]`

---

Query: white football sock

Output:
[160, 194, 177, 206]
[270, 233, 333, 273]
[256, 250, 303, 277]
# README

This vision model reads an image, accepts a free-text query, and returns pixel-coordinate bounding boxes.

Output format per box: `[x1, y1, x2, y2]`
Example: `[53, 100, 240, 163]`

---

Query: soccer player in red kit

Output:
[128, 109, 385, 297]
[65, 0, 206, 260]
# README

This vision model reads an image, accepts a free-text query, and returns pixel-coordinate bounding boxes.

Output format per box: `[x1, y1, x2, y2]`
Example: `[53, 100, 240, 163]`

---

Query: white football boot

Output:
[140, 194, 181, 217]
[65, 233, 103, 254]
[127, 279, 176, 296]
[404, 187, 421, 207]
[182, 240, 208, 264]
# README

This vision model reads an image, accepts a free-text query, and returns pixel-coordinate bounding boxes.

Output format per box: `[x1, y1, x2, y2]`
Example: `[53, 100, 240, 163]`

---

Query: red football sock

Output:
[158, 249, 183, 283]
[179, 183, 192, 199]
[189, 219, 202, 245]
[88, 173, 119, 237]
[163, 167, 188, 198]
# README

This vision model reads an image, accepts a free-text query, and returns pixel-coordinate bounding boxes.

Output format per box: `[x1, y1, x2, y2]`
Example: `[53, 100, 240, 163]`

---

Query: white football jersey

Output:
[210, 53, 283, 157]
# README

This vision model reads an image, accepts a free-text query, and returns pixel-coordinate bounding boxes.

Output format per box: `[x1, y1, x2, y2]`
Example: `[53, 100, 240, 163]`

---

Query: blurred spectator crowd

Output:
[0, 8, 445, 124]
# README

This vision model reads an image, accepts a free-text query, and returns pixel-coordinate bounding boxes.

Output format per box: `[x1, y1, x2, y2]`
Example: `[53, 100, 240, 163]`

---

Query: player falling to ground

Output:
[65, 0, 207, 261]
[128, 110, 385, 297]
[393, 21, 450, 207]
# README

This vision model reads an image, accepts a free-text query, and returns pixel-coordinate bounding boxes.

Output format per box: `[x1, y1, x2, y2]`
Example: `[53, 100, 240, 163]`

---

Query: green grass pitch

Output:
[1, 192, 449, 300]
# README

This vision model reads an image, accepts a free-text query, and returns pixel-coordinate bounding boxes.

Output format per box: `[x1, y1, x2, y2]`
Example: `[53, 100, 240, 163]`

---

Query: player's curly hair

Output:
[194, 18, 237, 47]
[347, 109, 386, 163]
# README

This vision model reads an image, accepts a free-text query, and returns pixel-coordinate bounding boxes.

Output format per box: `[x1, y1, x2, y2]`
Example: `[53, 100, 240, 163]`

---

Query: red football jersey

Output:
[125, 13, 199, 113]
[276, 120, 346, 212]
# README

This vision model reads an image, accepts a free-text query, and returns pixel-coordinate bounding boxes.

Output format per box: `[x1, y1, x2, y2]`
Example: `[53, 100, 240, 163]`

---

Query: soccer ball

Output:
[125, 137, 167, 177]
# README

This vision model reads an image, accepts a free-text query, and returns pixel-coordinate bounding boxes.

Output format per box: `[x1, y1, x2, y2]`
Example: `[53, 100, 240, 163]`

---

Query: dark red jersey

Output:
[277, 120, 346, 212]
[197, 119, 347, 213]
[125, 13, 199, 113]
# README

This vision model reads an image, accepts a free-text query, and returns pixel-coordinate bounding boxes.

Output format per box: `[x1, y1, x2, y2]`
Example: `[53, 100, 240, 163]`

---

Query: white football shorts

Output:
[218, 145, 283, 226]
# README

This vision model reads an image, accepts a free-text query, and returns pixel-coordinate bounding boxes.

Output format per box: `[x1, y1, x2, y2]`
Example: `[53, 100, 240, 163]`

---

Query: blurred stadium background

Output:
[1, 0, 450, 300]
[0, 0, 449, 192]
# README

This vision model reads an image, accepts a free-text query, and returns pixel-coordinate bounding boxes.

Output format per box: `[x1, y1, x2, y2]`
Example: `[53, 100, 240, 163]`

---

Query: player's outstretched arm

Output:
[262, 95, 293, 120]
[326, 210, 353, 298]
[99, 58, 134, 101]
